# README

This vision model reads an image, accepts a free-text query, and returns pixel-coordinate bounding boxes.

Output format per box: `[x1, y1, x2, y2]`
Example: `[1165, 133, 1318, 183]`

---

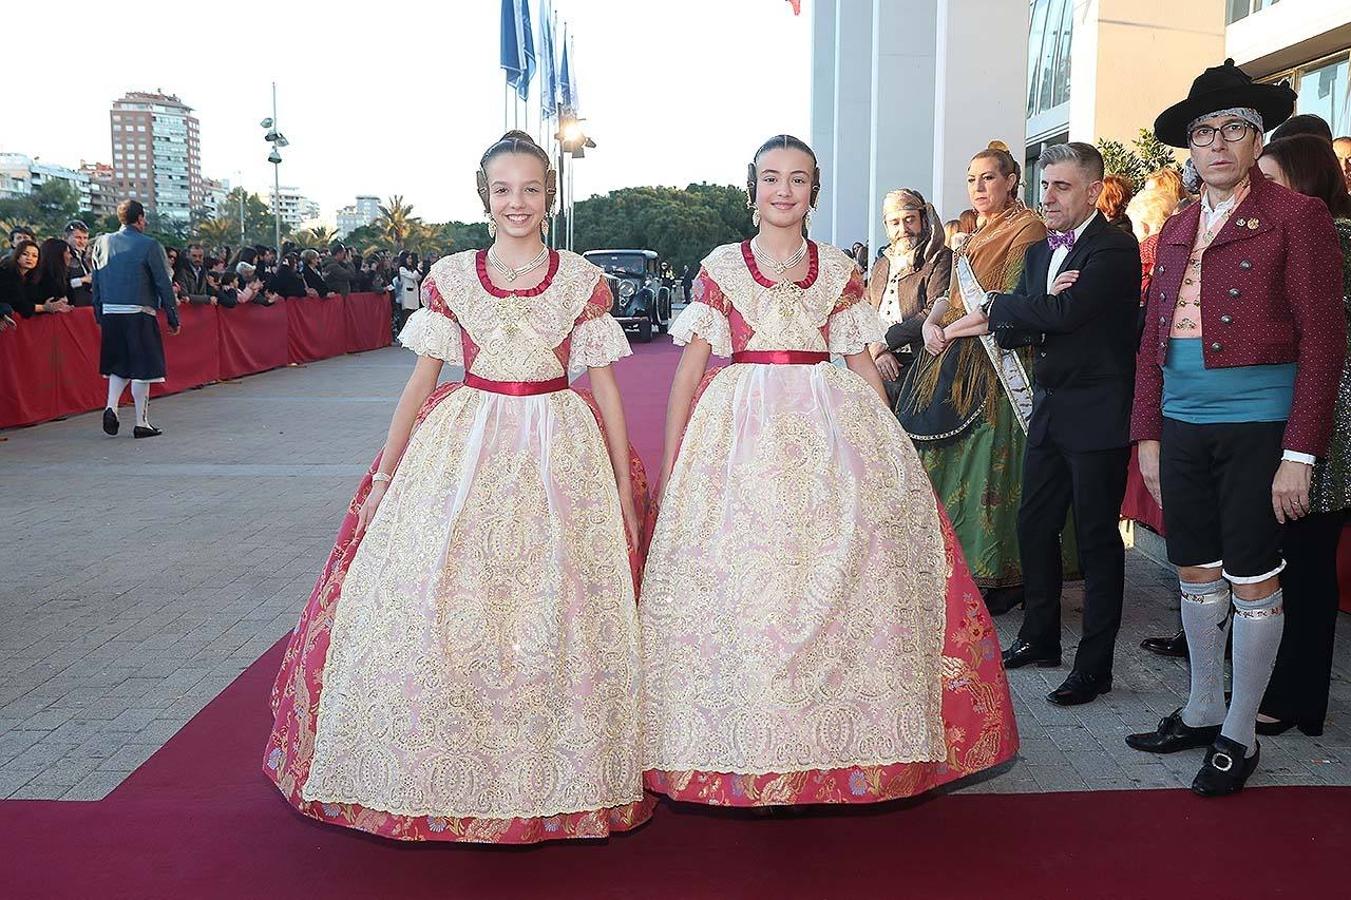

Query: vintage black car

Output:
[582, 249, 673, 342]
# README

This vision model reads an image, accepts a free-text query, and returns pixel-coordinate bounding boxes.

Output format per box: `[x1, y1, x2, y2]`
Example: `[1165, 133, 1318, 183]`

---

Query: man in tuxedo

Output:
[968, 141, 1141, 705]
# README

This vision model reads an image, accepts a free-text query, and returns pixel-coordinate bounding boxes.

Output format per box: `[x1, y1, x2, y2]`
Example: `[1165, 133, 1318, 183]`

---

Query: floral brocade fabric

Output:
[264, 250, 654, 842]
[642, 242, 1018, 805]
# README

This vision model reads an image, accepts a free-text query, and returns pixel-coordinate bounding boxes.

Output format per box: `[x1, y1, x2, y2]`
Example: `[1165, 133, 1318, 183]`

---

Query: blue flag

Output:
[500, 0, 523, 93]
[559, 25, 575, 113]
[516, 0, 536, 102]
[539, 1, 558, 119]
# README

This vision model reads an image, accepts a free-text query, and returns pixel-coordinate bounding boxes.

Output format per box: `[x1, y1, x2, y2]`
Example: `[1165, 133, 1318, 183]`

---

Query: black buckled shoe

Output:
[133, 424, 163, 439]
[1002, 639, 1061, 670]
[1140, 629, 1188, 658]
[1192, 736, 1259, 797]
[102, 407, 119, 436]
[1125, 709, 1221, 753]
[1046, 670, 1112, 706]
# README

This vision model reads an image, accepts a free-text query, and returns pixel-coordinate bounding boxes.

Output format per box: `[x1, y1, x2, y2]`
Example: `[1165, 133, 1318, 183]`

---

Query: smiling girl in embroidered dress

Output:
[264, 131, 654, 843]
[639, 135, 1018, 807]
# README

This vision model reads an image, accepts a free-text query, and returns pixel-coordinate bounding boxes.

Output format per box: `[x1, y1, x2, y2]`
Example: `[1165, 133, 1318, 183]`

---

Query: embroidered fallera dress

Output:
[264, 249, 655, 843]
[640, 241, 1018, 806]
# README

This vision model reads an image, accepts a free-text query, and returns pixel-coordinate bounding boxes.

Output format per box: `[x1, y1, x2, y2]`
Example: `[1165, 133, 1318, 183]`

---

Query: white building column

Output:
[866, 0, 938, 262]
[831, 0, 873, 249]
[810, 0, 838, 242]
[931, 0, 1029, 223]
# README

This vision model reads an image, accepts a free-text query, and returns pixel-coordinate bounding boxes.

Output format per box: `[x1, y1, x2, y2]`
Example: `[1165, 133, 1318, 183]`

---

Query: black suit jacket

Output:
[987, 213, 1140, 452]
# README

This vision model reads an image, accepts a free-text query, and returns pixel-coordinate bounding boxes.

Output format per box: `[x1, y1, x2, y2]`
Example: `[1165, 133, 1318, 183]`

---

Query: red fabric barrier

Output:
[1121, 444, 1165, 535]
[154, 304, 220, 397]
[0, 314, 61, 428]
[219, 302, 288, 379]
[343, 292, 391, 353]
[286, 296, 347, 364]
[52, 311, 106, 416]
[2, 294, 391, 431]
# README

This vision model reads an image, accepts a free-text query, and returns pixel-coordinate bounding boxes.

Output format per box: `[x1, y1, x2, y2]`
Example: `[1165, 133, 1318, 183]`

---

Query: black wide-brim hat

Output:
[1154, 58, 1297, 148]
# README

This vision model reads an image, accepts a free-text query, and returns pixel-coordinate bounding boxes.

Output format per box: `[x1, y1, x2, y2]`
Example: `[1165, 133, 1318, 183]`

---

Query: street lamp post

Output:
[261, 82, 289, 254]
[235, 169, 245, 245]
[555, 113, 595, 252]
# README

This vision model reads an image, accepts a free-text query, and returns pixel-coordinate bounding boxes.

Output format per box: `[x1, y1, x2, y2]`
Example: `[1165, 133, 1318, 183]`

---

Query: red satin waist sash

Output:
[731, 350, 830, 366]
[464, 373, 569, 396]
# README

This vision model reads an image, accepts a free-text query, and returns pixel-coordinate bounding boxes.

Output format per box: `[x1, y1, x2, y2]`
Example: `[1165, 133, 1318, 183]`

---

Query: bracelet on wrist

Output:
[371, 472, 393, 485]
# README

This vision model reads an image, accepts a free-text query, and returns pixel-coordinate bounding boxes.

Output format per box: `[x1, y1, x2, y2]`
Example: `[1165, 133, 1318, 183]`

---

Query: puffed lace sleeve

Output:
[397, 277, 463, 364]
[669, 267, 732, 358]
[569, 277, 632, 372]
[826, 268, 884, 355]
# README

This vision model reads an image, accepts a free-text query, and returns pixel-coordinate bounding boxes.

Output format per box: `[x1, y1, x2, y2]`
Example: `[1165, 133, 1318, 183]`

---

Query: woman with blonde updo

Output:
[896, 141, 1076, 615]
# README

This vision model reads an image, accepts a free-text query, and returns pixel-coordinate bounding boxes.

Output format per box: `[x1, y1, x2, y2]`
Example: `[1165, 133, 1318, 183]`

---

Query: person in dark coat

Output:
[91, 200, 180, 438]
[867, 188, 952, 405]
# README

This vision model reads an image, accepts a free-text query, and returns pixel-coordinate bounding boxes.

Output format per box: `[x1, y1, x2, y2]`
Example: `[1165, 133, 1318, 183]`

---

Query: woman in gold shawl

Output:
[896, 142, 1072, 614]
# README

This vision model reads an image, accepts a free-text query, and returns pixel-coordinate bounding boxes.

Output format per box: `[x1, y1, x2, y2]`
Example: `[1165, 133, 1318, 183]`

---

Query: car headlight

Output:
[618, 280, 636, 298]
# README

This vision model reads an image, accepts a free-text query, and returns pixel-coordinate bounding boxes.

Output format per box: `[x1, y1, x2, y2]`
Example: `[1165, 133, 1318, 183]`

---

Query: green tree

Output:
[292, 225, 337, 248]
[0, 179, 82, 239]
[207, 188, 288, 247]
[442, 220, 492, 251]
[1097, 128, 1181, 190]
[571, 183, 754, 273]
[376, 195, 422, 247]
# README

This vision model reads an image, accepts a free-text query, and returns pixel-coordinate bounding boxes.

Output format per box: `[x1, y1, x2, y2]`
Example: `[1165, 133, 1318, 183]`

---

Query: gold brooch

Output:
[1247, 218, 1259, 230]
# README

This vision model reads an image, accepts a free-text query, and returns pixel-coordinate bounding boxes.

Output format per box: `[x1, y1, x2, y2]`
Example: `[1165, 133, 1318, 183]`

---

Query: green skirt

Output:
[900, 387, 1078, 590]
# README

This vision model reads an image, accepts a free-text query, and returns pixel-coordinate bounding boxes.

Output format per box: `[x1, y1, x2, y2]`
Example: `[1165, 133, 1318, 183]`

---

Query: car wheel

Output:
[636, 319, 654, 343]
[657, 294, 669, 333]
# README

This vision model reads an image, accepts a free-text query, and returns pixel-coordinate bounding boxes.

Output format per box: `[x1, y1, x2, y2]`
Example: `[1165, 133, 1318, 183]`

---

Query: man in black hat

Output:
[1126, 60, 1345, 796]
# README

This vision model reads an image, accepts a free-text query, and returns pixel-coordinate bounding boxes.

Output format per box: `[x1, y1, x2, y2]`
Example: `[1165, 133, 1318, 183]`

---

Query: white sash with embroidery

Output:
[955, 256, 1033, 434]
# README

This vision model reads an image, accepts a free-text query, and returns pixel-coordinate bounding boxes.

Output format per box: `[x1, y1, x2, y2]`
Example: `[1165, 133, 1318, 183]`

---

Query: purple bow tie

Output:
[1047, 230, 1076, 252]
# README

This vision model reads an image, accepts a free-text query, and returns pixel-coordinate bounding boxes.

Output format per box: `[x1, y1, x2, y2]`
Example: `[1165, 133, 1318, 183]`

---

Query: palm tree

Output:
[292, 227, 332, 248]
[377, 196, 422, 247]
[195, 217, 237, 248]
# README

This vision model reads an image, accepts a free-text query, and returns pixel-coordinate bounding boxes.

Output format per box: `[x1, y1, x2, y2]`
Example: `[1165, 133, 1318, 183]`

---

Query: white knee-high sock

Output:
[106, 375, 128, 411]
[1223, 588, 1285, 756]
[130, 380, 150, 427]
[1179, 577, 1231, 728]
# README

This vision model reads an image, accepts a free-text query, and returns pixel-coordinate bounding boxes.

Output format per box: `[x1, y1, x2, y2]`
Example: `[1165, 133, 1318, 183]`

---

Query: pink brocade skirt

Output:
[640, 362, 1018, 806]
[263, 381, 655, 843]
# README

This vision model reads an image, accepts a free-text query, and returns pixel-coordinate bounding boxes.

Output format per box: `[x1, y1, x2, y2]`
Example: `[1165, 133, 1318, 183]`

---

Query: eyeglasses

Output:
[1188, 121, 1255, 148]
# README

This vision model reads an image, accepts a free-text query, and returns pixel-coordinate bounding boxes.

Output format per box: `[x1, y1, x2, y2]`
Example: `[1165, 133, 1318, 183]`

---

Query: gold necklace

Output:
[487, 245, 549, 282]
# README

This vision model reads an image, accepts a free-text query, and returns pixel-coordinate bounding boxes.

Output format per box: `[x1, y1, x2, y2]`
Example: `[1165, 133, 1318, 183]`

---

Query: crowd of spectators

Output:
[1, 223, 441, 336]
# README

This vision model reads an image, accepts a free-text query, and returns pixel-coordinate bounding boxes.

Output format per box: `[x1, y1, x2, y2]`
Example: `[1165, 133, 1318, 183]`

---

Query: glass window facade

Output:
[1264, 52, 1351, 138]
[1228, 0, 1280, 25]
[1026, 0, 1073, 134]
[1297, 55, 1350, 136]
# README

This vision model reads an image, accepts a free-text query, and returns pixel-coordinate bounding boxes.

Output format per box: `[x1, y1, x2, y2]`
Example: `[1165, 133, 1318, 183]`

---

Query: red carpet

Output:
[4, 337, 1347, 898]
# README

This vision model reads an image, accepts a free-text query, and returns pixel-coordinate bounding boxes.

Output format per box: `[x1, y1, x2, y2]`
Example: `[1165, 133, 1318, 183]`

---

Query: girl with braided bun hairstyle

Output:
[639, 134, 1017, 809]
[265, 130, 655, 843]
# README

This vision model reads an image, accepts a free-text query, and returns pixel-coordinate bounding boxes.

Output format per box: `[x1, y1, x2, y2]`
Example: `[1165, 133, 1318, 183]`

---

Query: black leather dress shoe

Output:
[1002, 639, 1061, 670]
[133, 424, 163, 439]
[102, 407, 119, 436]
[1192, 736, 1259, 797]
[1140, 629, 1188, 658]
[1125, 709, 1221, 753]
[1046, 670, 1111, 706]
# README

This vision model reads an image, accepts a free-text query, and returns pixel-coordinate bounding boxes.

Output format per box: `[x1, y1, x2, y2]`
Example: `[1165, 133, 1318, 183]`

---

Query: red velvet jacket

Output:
[1131, 168, 1346, 456]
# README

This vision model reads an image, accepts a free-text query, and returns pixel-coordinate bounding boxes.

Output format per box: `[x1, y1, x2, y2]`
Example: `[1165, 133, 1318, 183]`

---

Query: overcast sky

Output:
[3, 0, 812, 224]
